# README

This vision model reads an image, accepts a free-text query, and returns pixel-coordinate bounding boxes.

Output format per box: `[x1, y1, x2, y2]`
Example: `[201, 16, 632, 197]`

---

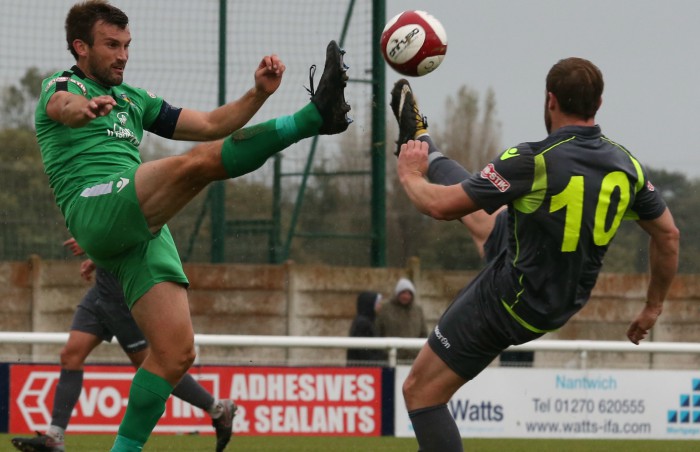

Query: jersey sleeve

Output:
[138, 89, 182, 139]
[626, 169, 667, 221]
[38, 72, 89, 112]
[461, 145, 536, 214]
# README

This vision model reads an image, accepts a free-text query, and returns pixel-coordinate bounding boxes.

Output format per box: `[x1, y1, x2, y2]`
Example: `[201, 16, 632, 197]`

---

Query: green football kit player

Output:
[35, 2, 351, 451]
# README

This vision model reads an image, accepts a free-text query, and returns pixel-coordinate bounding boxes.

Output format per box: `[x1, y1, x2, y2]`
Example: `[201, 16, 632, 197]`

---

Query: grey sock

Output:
[419, 136, 472, 185]
[409, 404, 463, 452]
[171, 373, 216, 411]
[46, 426, 65, 441]
[51, 369, 83, 430]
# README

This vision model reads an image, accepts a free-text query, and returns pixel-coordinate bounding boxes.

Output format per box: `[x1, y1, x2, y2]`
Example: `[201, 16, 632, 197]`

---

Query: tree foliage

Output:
[1, 67, 47, 129]
[0, 68, 67, 259]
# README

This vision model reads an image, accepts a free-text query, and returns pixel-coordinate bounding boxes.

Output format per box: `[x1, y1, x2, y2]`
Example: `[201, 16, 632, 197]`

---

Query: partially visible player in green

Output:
[35, 1, 351, 451]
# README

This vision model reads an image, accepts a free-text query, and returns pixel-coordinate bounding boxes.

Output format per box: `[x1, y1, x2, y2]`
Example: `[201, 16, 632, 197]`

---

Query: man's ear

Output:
[546, 92, 558, 111]
[73, 39, 88, 58]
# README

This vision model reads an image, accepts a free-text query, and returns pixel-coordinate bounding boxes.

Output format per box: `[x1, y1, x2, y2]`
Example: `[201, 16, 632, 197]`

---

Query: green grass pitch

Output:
[2, 434, 698, 451]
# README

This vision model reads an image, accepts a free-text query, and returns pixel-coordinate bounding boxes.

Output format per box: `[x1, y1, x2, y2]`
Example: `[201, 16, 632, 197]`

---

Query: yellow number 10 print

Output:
[550, 172, 630, 252]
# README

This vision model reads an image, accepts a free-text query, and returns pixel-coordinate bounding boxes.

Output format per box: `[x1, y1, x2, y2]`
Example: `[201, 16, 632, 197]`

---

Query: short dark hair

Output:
[546, 57, 604, 119]
[65, 0, 129, 60]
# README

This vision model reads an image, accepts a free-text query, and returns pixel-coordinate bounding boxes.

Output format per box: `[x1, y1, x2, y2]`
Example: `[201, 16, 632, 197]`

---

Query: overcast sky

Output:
[2, 1, 698, 179]
[386, 0, 700, 178]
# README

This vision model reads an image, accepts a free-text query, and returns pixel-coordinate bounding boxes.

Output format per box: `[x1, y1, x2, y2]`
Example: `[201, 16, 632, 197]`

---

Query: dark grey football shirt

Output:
[462, 125, 666, 331]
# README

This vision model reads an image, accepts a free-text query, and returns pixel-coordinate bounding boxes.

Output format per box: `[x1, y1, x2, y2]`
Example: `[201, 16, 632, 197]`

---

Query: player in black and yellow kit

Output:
[35, 2, 351, 451]
[390, 58, 680, 451]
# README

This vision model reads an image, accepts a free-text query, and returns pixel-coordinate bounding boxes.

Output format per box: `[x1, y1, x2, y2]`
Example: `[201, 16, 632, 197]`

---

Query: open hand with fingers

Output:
[84, 95, 116, 120]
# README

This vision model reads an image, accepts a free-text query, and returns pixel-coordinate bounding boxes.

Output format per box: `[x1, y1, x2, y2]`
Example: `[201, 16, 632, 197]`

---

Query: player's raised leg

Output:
[390, 78, 498, 256]
[135, 40, 351, 234]
[390, 79, 428, 156]
[219, 38, 351, 177]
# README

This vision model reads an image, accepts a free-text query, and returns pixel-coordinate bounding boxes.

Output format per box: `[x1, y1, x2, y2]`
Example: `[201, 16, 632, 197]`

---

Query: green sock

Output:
[221, 102, 322, 178]
[112, 368, 173, 451]
[111, 435, 144, 452]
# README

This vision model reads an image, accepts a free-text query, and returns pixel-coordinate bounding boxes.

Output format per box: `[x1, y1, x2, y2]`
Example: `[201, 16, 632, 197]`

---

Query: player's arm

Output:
[398, 140, 480, 220]
[171, 54, 286, 141]
[626, 207, 680, 344]
[46, 91, 116, 128]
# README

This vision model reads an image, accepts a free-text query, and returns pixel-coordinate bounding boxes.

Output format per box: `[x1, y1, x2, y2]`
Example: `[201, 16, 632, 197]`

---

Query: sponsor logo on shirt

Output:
[44, 77, 87, 96]
[116, 177, 130, 193]
[500, 147, 520, 160]
[434, 326, 451, 349]
[480, 163, 511, 192]
[106, 123, 140, 146]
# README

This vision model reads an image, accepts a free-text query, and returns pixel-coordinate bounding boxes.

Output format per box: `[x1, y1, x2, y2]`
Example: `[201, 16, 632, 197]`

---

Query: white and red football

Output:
[380, 10, 448, 77]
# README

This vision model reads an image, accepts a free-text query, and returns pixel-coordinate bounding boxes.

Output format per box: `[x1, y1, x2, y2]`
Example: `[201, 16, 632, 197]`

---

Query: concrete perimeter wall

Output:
[2, 256, 699, 369]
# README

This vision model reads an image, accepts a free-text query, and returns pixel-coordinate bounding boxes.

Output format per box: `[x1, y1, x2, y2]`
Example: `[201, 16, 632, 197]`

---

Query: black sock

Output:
[409, 404, 463, 452]
[419, 136, 472, 185]
[51, 369, 83, 430]
[171, 373, 215, 411]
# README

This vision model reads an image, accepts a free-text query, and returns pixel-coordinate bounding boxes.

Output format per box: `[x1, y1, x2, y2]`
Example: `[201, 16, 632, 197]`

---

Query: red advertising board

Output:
[9, 364, 382, 436]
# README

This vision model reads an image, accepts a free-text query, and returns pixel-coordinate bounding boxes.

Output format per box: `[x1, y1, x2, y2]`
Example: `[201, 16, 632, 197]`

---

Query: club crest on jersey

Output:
[119, 93, 132, 103]
[480, 163, 510, 192]
[117, 112, 128, 126]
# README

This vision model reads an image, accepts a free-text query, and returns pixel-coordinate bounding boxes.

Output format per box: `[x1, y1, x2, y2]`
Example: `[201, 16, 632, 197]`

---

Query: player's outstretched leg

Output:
[212, 400, 237, 452]
[10, 432, 64, 452]
[390, 78, 468, 185]
[390, 79, 428, 156]
[308, 40, 352, 134]
[219, 40, 352, 179]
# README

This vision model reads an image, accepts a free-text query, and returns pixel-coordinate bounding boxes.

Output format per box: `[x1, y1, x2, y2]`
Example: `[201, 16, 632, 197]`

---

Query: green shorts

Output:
[66, 165, 189, 308]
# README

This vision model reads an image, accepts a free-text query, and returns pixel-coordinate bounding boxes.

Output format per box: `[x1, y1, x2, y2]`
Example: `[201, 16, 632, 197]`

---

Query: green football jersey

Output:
[35, 66, 165, 216]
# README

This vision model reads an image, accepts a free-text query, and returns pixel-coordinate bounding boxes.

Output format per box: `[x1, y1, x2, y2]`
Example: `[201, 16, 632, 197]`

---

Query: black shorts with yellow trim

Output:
[427, 266, 543, 381]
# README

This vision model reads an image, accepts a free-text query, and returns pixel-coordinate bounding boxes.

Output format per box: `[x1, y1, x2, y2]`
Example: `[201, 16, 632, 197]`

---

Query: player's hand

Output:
[626, 301, 663, 345]
[63, 237, 85, 256]
[79, 259, 96, 282]
[83, 95, 116, 119]
[254, 54, 285, 96]
[397, 140, 429, 181]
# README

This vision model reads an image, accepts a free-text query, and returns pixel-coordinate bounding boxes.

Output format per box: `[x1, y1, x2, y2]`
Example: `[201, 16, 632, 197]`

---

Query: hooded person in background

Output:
[347, 291, 386, 365]
[376, 278, 428, 362]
